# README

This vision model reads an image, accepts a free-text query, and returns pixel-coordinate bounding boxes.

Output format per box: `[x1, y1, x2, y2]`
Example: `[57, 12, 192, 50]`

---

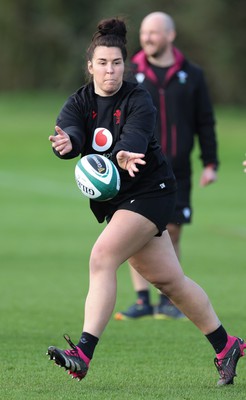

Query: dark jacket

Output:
[130, 47, 219, 179]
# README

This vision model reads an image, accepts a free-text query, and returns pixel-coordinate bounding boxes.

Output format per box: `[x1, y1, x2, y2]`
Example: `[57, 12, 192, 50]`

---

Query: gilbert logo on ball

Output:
[75, 154, 121, 201]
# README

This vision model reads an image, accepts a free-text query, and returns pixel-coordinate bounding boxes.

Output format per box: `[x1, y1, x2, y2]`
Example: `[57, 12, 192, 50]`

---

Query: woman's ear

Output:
[88, 61, 93, 75]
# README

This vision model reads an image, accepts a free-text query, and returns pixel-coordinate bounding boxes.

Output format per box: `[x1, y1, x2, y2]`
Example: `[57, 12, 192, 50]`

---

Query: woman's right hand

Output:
[49, 126, 72, 156]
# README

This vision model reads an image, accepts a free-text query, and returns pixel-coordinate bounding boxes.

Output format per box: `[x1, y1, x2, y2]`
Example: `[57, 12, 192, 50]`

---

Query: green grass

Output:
[0, 92, 246, 399]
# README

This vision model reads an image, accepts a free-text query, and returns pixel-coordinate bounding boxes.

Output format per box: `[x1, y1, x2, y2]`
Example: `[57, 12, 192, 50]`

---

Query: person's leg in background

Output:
[114, 223, 186, 320]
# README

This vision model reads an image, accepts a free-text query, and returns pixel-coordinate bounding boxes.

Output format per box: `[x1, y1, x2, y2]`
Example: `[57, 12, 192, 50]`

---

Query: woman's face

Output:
[88, 46, 124, 96]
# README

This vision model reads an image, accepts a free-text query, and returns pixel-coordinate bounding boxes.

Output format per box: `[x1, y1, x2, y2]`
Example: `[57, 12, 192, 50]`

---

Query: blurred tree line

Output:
[1, 0, 245, 104]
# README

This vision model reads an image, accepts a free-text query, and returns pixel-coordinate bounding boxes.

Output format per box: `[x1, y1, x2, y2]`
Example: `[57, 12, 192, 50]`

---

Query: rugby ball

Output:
[75, 154, 121, 201]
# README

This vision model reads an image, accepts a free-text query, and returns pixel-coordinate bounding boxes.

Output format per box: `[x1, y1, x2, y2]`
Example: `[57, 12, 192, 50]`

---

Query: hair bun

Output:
[97, 18, 127, 44]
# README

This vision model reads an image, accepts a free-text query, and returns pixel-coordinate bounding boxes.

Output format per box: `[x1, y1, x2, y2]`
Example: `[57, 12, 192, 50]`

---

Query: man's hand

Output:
[200, 165, 217, 187]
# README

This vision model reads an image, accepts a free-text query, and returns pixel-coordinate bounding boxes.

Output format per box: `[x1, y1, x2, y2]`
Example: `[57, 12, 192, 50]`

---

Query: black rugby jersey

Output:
[53, 81, 176, 222]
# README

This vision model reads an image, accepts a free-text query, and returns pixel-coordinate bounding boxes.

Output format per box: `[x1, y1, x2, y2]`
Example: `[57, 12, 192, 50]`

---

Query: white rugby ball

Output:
[75, 154, 121, 201]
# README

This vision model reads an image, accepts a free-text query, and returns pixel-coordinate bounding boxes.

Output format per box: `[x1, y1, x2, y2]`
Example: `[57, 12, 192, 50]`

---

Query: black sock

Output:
[206, 325, 228, 354]
[77, 332, 99, 360]
[159, 294, 170, 306]
[137, 290, 150, 305]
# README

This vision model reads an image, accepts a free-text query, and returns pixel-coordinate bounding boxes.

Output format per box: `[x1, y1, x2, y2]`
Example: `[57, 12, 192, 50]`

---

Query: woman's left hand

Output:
[116, 150, 146, 177]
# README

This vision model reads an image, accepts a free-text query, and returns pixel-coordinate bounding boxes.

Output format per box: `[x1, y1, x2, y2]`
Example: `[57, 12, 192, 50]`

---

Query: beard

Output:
[143, 42, 168, 59]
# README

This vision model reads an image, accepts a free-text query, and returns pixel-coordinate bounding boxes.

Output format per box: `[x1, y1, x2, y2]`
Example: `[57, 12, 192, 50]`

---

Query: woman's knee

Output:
[153, 275, 186, 298]
[90, 243, 108, 273]
[89, 242, 119, 274]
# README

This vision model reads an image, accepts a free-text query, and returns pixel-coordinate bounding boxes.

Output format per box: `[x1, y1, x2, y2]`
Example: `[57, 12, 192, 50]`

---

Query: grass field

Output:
[0, 92, 245, 399]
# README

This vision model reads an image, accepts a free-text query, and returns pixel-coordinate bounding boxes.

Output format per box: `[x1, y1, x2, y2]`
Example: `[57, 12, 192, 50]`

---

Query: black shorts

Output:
[169, 177, 192, 225]
[106, 191, 177, 237]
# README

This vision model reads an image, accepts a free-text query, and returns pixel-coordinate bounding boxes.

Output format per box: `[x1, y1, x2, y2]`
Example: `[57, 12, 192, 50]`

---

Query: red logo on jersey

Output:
[92, 110, 97, 119]
[95, 129, 107, 146]
[92, 128, 113, 152]
[114, 109, 121, 125]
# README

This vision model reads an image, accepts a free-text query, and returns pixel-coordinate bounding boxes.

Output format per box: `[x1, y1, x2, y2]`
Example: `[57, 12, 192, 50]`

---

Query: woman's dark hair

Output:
[87, 18, 127, 62]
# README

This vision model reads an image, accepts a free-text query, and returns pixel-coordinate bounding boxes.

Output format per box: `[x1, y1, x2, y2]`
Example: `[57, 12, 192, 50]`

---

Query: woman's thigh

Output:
[128, 230, 185, 286]
[90, 209, 159, 268]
